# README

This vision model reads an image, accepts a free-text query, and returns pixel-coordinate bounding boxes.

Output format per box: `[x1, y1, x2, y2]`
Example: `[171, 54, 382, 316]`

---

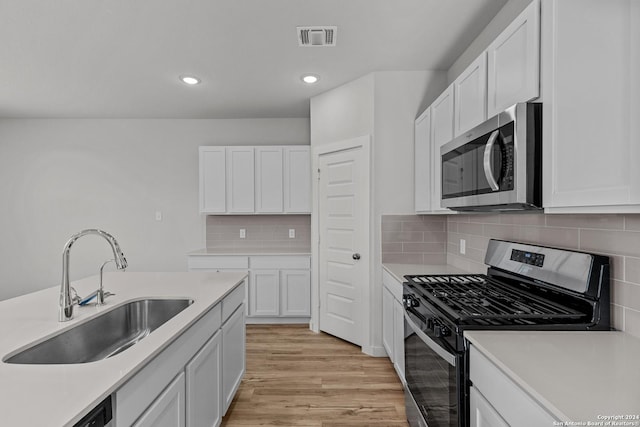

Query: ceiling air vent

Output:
[297, 26, 337, 47]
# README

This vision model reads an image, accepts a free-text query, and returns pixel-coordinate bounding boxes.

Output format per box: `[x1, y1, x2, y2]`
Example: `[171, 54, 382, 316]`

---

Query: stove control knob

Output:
[403, 295, 419, 308]
[434, 324, 450, 338]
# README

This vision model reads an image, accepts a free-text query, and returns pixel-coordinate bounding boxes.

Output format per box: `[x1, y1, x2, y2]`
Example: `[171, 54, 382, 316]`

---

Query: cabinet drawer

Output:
[249, 256, 310, 270]
[187, 256, 249, 270]
[469, 346, 557, 426]
[382, 269, 403, 302]
[222, 281, 246, 322]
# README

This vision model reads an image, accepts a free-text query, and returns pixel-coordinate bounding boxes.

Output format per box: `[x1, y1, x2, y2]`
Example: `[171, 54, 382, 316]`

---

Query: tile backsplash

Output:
[206, 215, 311, 250]
[447, 213, 640, 337]
[381, 215, 447, 265]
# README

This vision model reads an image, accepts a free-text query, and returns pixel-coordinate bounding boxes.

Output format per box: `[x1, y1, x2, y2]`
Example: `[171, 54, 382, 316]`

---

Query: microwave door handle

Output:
[483, 130, 500, 191]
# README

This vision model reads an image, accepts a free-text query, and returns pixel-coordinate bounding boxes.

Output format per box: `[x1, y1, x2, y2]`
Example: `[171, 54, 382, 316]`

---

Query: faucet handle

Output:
[70, 287, 82, 305]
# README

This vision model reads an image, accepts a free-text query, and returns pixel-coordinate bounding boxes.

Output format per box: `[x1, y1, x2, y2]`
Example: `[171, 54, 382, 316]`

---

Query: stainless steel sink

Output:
[4, 298, 193, 364]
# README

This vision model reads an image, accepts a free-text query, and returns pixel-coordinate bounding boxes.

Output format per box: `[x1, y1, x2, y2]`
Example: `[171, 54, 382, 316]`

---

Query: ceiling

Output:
[0, 0, 507, 119]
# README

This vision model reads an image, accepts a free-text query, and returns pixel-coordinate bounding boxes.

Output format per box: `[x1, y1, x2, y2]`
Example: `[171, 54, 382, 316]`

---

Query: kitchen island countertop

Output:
[189, 247, 311, 256]
[0, 271, 247, 427]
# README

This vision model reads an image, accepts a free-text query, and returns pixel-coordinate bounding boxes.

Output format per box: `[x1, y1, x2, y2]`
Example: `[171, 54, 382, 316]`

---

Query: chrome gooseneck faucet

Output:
[59, 229, 128, 322]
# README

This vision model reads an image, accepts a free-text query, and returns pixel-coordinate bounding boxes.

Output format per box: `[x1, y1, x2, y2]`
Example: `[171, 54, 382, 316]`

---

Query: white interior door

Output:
[318, 144, 367, 346]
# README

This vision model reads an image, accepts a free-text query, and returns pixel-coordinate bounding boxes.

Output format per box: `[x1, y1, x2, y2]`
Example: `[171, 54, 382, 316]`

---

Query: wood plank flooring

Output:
[221, 324, 408, 426]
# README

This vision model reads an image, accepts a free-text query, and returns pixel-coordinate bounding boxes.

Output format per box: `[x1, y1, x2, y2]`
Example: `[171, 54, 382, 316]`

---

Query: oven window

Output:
[404, 326, 458, 427]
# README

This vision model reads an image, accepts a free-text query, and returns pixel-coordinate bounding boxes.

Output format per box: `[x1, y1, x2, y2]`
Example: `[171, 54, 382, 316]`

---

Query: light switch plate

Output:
[460, 238, 466, 255]
[289, 229, 295, 238]
[240, 229, 246, 239]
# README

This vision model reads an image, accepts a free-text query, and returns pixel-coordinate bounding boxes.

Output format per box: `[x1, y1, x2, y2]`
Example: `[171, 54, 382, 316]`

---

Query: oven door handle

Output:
[483, 129, 500, 191]
[404, 312, 456, 367]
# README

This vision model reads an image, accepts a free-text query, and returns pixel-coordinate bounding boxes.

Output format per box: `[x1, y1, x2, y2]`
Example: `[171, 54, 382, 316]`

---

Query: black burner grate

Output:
[405, 274, 585, 324]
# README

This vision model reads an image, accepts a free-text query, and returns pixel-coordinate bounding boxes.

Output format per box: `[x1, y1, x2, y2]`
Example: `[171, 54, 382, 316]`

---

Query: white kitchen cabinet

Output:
[186, 331, 222, 427]
[541, 0, 640, 212]
[222, 306, 245, 414]
[249, 270, 280, 316]
[382, 269, 405, 384]
[469, 386, 509, 427]
[256, 147, 284, 213]
[116, 282, 246, 427]
[284, 146, 311, 213]
[199, 145, 311, 215]
[226, 147, 255, 213]
[487, 0, 540, 118]
[188, 255, 311, 323]
[414, 107, 431, 213]
[199, 147, 227, 214]
[469, 345, 558, 426]
[392, 301, 405, 381]
[430, 85, 455, 213]
[133, 372, 186, 427]
[280, 269, 311, 316]
[453, 53, 487, 137]
[382, 286, 394, 360]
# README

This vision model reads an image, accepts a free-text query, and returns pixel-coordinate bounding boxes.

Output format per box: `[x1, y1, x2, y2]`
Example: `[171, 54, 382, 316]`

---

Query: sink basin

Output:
[4, 298, 193, 364]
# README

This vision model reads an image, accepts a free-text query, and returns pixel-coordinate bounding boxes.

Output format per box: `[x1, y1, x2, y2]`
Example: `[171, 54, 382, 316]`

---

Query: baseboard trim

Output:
[362, 345, 388, 357]
[246, 317, 310, 325]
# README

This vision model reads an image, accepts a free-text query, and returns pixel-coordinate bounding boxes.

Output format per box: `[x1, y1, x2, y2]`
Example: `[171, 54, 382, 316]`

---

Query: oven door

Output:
[404, 311, 461, 427]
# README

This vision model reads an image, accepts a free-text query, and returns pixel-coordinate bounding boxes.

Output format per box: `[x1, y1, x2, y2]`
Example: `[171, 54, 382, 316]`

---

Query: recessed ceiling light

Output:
[301, 74, 319, 84]
[180, 75, 201, 85]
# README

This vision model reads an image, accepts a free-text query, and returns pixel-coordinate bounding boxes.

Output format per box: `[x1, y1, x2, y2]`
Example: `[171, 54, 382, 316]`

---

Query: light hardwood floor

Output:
[221, 324, 408, 426]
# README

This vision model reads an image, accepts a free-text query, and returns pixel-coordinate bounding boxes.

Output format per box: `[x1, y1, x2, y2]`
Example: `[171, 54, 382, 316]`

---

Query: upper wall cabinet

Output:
[542, 0, 640, 212]
[453, 52, 488, 138]
[199, 147, 227, 213]
[486, 0, 540, 118]
[430, 85, 455, 213]
[199, 146, 311, 215]
[414, 107, 432, 213]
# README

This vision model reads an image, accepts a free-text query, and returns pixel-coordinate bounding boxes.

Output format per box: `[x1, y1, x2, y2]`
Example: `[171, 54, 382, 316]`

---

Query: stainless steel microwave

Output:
[440, 103, 542, 212]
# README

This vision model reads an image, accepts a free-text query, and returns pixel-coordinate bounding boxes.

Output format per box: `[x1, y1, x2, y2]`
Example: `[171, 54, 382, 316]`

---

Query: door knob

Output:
[352, 253, 361, 260]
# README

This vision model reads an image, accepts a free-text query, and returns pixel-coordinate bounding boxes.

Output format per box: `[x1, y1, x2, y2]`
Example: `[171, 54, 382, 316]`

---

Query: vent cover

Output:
[297, 26, 337, 47]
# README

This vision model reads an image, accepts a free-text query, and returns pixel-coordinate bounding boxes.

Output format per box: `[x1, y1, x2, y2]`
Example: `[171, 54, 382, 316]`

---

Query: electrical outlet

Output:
[460, 238, 466, 255]
[239, 229, 246, 239]
[155, 211, 162, 221]
[289, 229, 295, 239]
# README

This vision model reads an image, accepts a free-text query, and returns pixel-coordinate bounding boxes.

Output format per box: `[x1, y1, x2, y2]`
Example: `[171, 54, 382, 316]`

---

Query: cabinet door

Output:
[249, 270, 279, 316]
[469, 386, 509, 427]
[185, 331, 221, 427]
[199, 147, 226, 214]
[454, 53, 488, 137]
[487, 0, 540, 117]
[133, 372, 186, 427]
[222, 306, 246, 414]
[280, 269, 311, 316]
[393, 300, 405, 383]
[430, 85, 454, 212]
[381, 286, 394, 362]
[256, 147, 284, 213]
[414, 108, 431, 213]
[542, 0, 640, 210]
[284, 146, 311, 213]
[226, 147, 255, 213]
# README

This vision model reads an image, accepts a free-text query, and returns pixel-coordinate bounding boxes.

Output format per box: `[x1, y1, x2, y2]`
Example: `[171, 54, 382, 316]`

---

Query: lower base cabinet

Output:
[222, 306, 245, 414]
[186, 331, 222, 427]
[116, 282, 246, 427]
[469, 345, 558, 426]
[382, 269, 405, 384]
[134, 373, 186, 427]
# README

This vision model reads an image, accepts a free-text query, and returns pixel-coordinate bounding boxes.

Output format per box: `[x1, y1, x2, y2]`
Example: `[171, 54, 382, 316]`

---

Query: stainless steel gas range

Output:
[402, 239, 610, 427]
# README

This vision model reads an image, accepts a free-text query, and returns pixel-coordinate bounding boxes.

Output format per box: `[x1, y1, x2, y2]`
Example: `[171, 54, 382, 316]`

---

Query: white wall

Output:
[0, 118, 309, 301]
[447, 0, 533, 83]
[310, 70, 446, 353]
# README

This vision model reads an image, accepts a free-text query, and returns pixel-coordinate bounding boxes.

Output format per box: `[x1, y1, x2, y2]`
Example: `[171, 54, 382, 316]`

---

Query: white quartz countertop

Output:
[189, 247, 311, 256]
[0, 271, 247, 427]
[382, 263, 472, 283]
[465, 330, 640, 423]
